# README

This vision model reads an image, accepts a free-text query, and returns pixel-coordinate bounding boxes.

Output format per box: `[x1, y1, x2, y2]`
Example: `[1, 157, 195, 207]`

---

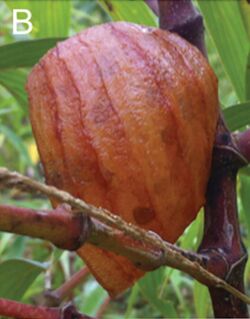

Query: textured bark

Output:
[199, 139, 248, 318]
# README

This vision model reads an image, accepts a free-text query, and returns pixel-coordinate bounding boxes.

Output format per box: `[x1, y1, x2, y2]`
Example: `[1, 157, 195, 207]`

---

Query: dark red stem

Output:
[199, 128, 248, 317]
[234, 128, 250, 162]
[157, 0, 207, 56]
[0, 299, 93, 319]
[0, 204, 91, 250]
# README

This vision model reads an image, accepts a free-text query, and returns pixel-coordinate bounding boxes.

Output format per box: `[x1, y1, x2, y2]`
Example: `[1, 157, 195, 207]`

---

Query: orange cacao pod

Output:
[27, 22, 219, 296]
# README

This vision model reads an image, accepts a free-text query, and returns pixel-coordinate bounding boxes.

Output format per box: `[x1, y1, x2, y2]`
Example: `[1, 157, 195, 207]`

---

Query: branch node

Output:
[61, 303, 94, 319]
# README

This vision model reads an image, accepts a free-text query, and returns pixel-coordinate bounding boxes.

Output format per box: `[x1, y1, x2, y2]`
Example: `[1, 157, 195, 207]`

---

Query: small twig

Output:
[45, 267, 90, 307]
[1, 168, 250, 305]
[0, 299, 93, 319]
[96, 296, 111, 319]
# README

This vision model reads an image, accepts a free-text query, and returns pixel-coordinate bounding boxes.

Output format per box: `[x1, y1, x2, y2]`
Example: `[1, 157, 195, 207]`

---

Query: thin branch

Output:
[96, 296, 111, 319]
[45, 267, 90, 306]
[1, 168, 250, 305]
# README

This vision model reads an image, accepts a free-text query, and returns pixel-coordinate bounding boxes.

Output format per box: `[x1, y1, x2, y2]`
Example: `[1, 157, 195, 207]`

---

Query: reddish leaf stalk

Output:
[45, 267, 90, 306]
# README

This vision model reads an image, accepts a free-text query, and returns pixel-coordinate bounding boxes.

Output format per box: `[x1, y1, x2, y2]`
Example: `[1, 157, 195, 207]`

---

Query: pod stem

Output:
[199, 128, 249, 318]
[147, 0, 207, 56]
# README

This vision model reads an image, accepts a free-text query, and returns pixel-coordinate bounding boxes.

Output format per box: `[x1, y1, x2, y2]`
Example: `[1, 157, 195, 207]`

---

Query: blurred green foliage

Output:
[0, 0, 250, 318]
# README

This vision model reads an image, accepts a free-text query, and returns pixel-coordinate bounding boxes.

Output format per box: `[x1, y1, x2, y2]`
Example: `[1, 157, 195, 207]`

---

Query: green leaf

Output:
[197, 0, 249, 101]
[0, 124, 32, 166]
[0, 69, 27, 108]
[0, 96, 16, 116]
[179, 210, 204, 251]
[79, 281, 108, 316]
[5, 0, 71, 37]
[246, 51, 250, 100]
[168, 270, 192, 317]
[241, 166, 250, 177]
[0, 258, 47, 300]
[99, 0, 157, 27]
[0, 233, 13, 255]
[194, 281, 211, 318]
[240, 175, 250, 233]
[239, 0, 250, 40]
[4, 236, 27, 259]
[223, 100, 250, 131]
[125, 284, 140, 319]
[30, 0, 71, 38]
[138, 268, 178, 318]
[0, 38, 65, 70]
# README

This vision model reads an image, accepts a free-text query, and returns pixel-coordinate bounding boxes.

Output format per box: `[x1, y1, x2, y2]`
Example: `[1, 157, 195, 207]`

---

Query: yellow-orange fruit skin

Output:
[27, 22, 219, 297]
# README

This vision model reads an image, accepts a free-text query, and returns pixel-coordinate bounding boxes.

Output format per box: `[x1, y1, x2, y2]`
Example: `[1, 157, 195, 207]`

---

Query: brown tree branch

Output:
[1, 167, 250, 305]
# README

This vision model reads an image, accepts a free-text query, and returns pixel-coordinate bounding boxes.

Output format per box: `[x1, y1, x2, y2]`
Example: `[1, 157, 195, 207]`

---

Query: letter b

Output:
[13, 9, 32, 35]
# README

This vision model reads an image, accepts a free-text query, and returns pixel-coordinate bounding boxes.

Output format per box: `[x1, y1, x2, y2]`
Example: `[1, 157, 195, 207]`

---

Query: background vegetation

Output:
[0, 0, 249, 318]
